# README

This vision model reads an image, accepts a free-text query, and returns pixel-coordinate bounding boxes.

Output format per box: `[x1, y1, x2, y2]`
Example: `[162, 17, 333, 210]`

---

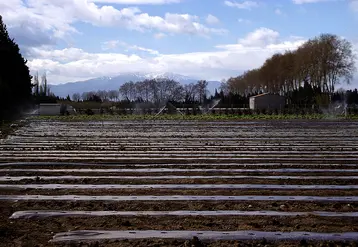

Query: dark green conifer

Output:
[0, 15, 32, 119]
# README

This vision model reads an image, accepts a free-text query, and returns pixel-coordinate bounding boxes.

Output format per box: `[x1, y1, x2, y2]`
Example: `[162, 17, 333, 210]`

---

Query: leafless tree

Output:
[149, 78, 184, 103]
[108, 90, 119, 101]
[72, 93, 81, 101]
[119, 79, 184, 104]
[196, 80, 208, 103]
[33, 72, 39, 96]
[81, 92, 89, 101]
[119, 82, 132, 101]
[226, 33, 356, 97]
[219, 80, 230, 96]
[97, 90, 109, 101]
[184, 83, 198, 102]
[40, 72, 48, 96]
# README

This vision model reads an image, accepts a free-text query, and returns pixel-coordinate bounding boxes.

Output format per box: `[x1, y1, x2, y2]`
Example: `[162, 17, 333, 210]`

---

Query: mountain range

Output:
[49, 72, 223, 98]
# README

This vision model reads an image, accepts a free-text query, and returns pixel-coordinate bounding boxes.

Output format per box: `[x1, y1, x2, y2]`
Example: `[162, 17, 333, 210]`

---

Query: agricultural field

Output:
[1, 119, 358, 246]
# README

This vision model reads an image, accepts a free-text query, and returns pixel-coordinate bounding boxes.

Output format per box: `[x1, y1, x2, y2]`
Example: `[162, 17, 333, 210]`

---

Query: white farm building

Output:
[249, 93, 286, 110]
[39, 104, 61, 115]
[38, 104, 76, 116]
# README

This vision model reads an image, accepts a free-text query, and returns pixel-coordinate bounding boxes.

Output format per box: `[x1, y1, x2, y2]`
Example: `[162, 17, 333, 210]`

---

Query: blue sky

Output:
[1, 0, 357, 87]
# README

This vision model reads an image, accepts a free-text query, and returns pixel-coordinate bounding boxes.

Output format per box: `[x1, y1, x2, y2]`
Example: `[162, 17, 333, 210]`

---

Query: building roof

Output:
[250, 93, 269, 98]
[250, 93, 284, 98]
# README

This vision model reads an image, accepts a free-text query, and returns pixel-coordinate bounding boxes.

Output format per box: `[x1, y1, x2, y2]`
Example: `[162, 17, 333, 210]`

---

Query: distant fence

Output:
[74, 104, 357, 116]
[75, 107, 254, 116]
[33, 102, 358, 116]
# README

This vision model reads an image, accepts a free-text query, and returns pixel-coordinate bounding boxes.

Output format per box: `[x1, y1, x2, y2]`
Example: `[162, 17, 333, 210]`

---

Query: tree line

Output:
[73, 90, 119, 102]
[72, 79, 210, 105]
[73, 33, 356, 108]
[71, 78, 358, 109]
[0, 15, 32, 120]
[222, 34, 356, 102]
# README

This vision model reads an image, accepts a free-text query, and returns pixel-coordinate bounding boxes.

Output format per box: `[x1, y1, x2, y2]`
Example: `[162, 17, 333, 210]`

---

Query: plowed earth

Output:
[1, 120, 358, 246]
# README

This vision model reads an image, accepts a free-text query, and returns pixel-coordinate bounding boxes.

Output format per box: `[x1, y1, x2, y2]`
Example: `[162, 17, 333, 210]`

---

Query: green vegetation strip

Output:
[29, 114, 358, 122]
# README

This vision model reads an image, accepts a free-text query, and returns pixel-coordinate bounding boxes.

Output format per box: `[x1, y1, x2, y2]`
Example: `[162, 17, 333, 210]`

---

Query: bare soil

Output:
[1, 199, 358, 247]
[2, 120, 358, 246]
[2, 188, 358, 196]
[3, 177, 358, 185]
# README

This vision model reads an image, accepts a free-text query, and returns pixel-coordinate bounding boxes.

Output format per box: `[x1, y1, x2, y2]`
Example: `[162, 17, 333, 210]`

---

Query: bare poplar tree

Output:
[196, 80, 208, 103]
[40, 72, 48, 96]
[225, 33, 356, 97]
[33, 72, 39, 96]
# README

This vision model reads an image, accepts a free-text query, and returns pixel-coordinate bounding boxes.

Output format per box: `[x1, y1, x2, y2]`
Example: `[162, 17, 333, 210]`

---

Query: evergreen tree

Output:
[0, 15, 32, 119]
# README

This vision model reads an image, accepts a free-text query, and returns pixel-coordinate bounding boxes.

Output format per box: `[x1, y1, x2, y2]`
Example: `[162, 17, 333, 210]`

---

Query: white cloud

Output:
[89, 0, 181, 4]
[28, 49, 144, 81]
[238, 27, 280, 47]
[142, 13, 226, 36]
[224, 1, 259, 10]
[154, 33, 167, 39]
[292, 0, 337, 4]
[290, 35, 306, 41]
[0, 0, 226, 49]
[352, 41, 358, 62]
[205, 14, 220, 25]
[27, 48, 99, 63]
[25, 28, 307, 84]
[275, 8, 283, 15]
[102, 40, 122, 50]
[351, 0, 358, 11]
[125, 44, 160, 55]
[238, 18, 252, 24]
[101, 40, 160, 54]
[1, 0, 77, 47]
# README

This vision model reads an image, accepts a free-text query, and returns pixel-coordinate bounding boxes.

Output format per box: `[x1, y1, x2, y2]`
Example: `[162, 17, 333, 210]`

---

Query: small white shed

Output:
[249, 93, 286, 110]
[39, 104, 61, 116]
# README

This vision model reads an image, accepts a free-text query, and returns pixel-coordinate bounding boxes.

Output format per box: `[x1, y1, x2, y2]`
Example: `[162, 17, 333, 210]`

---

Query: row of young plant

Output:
[72, 106, 350, 116]
[34, 113, 352, 122]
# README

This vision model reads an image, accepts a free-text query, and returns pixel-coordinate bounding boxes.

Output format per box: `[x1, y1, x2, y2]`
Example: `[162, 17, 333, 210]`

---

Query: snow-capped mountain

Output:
[143, 72, 195, 81]
[50, 72, 222, 98]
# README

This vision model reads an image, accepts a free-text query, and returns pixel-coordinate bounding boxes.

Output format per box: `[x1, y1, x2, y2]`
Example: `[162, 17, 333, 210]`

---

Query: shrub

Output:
[85, 109, 94, 115]
[243, 109, 252, 115]
[60, 104, 67, 116]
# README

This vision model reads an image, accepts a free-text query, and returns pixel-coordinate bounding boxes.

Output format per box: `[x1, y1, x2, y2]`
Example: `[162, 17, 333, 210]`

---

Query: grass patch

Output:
[29, 113, 357, 122]
[0, 119, 28, 139]
[0, 121, 13, 138]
